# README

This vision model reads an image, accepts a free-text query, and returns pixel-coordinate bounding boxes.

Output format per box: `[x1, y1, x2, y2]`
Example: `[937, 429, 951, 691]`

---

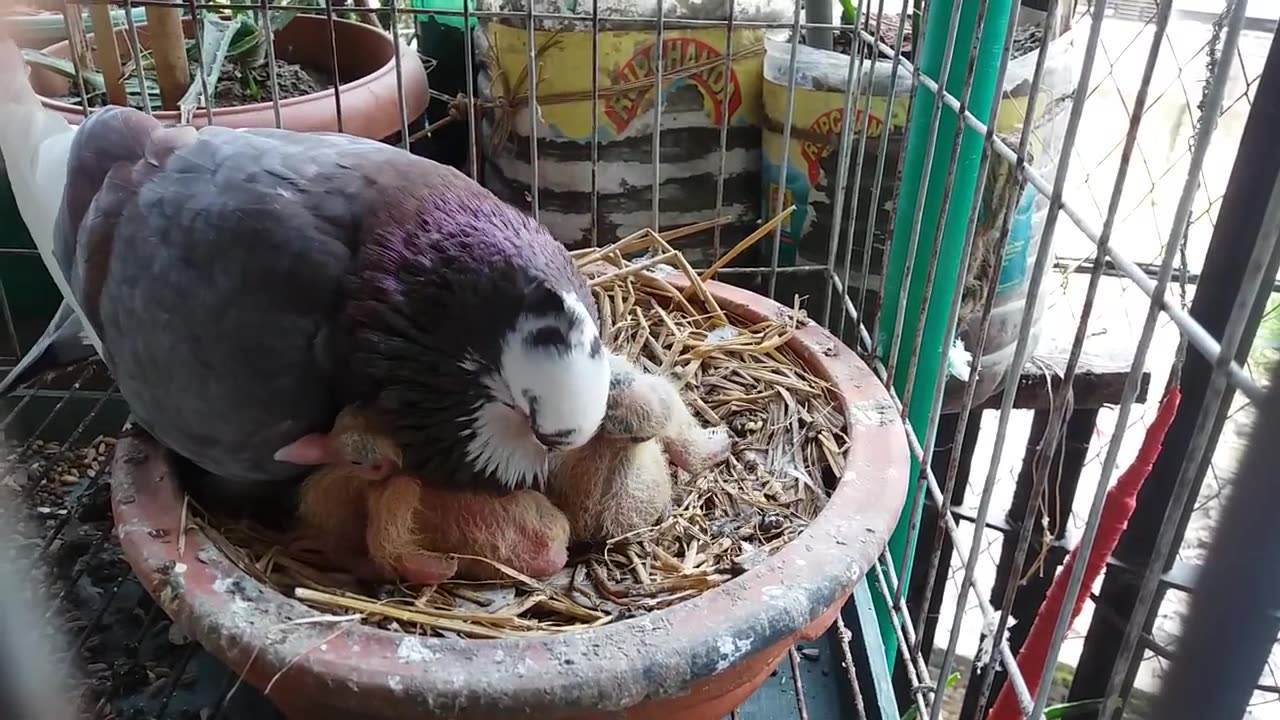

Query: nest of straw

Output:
[198, 213, 849, 638]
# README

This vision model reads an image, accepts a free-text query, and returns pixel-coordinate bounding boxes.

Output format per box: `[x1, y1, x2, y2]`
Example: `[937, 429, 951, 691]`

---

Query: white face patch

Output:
[463, 290, 610, 490]
[464, 383, 551, 490]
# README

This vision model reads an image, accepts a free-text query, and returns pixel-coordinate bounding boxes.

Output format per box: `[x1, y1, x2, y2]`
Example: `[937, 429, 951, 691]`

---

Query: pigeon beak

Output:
[533, 429, 574, 451]
[509, 405, 546, 447]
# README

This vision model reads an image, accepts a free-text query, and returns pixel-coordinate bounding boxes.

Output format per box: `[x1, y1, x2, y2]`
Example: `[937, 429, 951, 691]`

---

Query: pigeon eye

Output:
[350, 460, 364, 466]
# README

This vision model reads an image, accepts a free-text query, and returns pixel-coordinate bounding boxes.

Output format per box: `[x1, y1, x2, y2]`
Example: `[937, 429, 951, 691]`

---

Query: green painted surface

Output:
[873, 0, 1014, 667]
[408, 0, 478, 31]
[0, 176, 60, 351]
[853, 579, 902, 719]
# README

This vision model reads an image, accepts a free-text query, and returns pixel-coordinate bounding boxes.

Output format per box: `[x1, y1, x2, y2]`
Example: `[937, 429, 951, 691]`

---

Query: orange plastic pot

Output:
[30, 14, 428, 140]
[110, 277, 910, 720]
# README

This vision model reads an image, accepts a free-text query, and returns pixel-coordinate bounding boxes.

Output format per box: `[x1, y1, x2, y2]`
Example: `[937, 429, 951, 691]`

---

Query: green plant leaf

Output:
[20, 49, 100, 90]
[1043, 699, 1104, 719]
[215, 0, 322, 67]
[22, 48, 164, 110]
[269, 0, 325, 34]
[900, 672, 961, 720]
[225, 14, 267, 66]
[839, 0, 857, 25]
[178, 13, 248, 117]
[245, 71, 260, 102]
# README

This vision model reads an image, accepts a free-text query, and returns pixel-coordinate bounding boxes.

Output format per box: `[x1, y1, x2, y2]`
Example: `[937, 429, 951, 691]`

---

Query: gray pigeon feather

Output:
[61, 108, 396, 485]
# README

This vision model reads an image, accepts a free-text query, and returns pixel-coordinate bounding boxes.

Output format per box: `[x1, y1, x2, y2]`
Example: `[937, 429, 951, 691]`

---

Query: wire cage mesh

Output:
[0, 0, 1277, 717]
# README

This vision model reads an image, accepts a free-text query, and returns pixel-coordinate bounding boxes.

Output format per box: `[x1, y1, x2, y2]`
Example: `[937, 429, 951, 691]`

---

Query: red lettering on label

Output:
[798, 107, 885, 186]
[604, 37, 744, 135]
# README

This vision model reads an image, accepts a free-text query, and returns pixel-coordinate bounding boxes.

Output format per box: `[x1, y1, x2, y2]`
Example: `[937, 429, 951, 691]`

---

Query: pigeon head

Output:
[468, 284, 610, 488]
[334, 186, 612, 493]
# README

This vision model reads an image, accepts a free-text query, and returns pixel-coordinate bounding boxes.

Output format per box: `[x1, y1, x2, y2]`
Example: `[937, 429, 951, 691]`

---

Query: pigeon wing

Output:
[62, 107, 403, 484]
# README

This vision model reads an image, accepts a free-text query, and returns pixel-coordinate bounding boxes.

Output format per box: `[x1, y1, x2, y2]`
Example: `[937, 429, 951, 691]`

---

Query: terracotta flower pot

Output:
[29, 15, 428, 140]
[110, 278, 910, 720]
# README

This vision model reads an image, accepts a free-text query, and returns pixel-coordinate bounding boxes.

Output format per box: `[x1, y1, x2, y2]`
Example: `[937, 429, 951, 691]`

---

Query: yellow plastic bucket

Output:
[477, 18, 770, 255]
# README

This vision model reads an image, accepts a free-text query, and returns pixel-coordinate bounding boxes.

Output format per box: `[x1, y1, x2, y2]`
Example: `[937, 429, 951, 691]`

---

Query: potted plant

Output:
[22, 7, 428, 140]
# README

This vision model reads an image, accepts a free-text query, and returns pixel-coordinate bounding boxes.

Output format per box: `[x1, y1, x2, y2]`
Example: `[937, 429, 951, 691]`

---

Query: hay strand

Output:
[697, 205, 796, 285]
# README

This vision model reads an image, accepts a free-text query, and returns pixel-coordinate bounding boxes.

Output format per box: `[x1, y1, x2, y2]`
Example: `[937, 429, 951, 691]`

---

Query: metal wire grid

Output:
[1042, 8, 1278, 710]
[1050, 3, 1265, 537]
[922, 8, 1278, 711]
[798, 1, 1269, 719]
[0, 0, 1275, 717]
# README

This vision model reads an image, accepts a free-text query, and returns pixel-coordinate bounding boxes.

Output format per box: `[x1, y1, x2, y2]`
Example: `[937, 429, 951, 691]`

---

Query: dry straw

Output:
[203, 210, 849, 638]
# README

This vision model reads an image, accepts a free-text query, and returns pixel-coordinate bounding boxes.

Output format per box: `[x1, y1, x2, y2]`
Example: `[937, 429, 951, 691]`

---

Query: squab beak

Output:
[273, 433, 339, 466]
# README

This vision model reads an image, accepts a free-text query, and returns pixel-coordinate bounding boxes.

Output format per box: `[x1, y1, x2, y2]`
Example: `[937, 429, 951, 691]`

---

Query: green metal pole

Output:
[873, 0, 1014, 667]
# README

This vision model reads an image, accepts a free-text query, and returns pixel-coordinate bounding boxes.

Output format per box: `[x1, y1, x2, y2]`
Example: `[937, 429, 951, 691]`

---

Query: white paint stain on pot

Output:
[397, 636, 440, 664]
[714, 634, 754, 672]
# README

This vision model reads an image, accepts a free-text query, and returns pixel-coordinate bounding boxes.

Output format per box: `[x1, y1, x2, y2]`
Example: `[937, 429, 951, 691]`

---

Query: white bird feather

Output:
[0, 43, 102, 394]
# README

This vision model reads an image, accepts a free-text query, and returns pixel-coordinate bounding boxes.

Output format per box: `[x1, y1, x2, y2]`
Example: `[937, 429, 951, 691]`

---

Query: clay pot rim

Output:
[110, 277, 910, 718]
[34, 15, 426, 136]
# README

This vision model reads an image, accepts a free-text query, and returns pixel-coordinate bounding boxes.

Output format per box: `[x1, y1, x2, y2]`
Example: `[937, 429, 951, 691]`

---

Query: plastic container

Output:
[760, 34, 912, 268]
[760, 25, 1083, 406]
[951, 24, 1084, 407]
[471, 0, 792, 257]
[410, 0, 478, 172]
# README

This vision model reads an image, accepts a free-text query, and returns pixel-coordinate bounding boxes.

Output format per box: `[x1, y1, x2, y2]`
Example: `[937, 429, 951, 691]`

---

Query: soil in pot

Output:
[195, 228, 847, 639]
[53, 56, 334, 110]
[210, 59, 330, 106]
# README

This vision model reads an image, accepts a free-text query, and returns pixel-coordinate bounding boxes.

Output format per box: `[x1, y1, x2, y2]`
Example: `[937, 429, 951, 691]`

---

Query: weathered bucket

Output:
[472, 0, 792, 260]
[760, 23, 1083, 405]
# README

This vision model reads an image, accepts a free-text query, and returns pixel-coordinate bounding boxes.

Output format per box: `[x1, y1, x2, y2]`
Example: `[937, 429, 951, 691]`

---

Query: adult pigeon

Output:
[0, 42, 610, 500]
